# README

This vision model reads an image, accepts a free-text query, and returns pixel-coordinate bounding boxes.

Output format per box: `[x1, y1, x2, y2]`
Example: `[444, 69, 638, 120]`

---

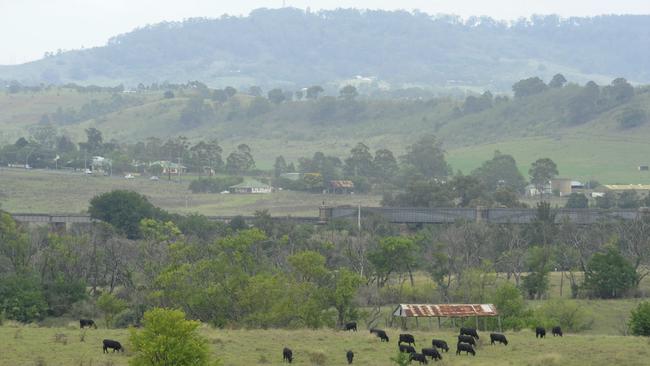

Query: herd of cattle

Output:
[80, 318, 564, 363]
[282, 322, 564, 364]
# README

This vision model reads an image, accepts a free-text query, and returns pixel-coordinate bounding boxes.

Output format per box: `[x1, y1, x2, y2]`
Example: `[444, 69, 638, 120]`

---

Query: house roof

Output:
[392, 304, 498, 318]
[603, 184, 650, 191]
[330, 180, 354, 188]
[230, 180, 271, 189]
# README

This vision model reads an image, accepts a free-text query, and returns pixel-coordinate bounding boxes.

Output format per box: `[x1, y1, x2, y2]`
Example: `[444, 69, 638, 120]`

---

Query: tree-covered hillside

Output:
[1, 9, 649, 90]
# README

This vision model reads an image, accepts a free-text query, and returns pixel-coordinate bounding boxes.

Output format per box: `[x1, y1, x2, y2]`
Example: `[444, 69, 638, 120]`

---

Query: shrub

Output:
[489, 282, 530, 330]
[129, 308, 219, 366]
[629, 301, 650, 336]
[0, 274, 47, 322]
[97, 292, 127, 328]
[309, 351, 327, 366]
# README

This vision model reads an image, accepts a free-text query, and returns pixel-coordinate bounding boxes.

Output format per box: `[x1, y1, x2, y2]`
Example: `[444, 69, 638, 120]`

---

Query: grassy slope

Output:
[0, 168, 380, 216]
[2, 324, 649, 366]
[3, 89, 650, 183]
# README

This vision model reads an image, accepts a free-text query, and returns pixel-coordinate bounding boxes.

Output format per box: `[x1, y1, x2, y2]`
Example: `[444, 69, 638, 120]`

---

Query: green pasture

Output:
[0, 168, 380, 216]
[2, 323, 649, 366]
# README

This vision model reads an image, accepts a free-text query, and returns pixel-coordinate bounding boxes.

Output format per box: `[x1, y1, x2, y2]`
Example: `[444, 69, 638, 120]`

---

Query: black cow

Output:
[283, 347, 293, 363]
[374, 330, 389, 342]
[80, 319, 97, 329]
[399, 333, 416, 346]
[344, 322, 357, 331]
[460, 327, 479, 339]
[456, 343, 476, 356]
[536, 327, 546, 338]
[457, 335, 476, 346]
[346, 350, 354, 364]
[552, 326, 563, 337]
[102, 339, 123, 353]
[489, 333, 508, 346]
[399, 344, 416, 354]
[410, 353, 428, 364]
[431, 339, 449, 352]
[421, 348, 443, 361]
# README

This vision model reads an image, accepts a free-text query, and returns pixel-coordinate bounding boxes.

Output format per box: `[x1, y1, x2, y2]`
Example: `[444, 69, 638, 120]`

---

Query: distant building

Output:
[639, 166, 649, 171]
[91, 156, 112, 175]
[229, 180, 272, 194]
[602, 184, 650, 192]
[550, 178, 572, 196]
[328, 180, 354, 194]
[150, 161, 187, 175]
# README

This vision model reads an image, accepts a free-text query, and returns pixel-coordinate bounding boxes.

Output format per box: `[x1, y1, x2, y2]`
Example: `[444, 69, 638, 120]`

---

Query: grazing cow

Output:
[283, 347, 293, 363]
[399, 333, 416, 346]
[421, 347, 443, 361]
[552, 326, 563, 337]
[80, 319, 97, 329]
[346, 350, 354, 364]
[344, 322, 357, 332]
[102, 339, 123, 353]
[431, 339, 449, 352]
[460, 327, 480, 340]
[489, 333, 508, 346]
[457, 335, 476, 346]
[399, 344, 416, 354]
[374, 330, 390, 342]
[409, 353, 429, 364]
[456, 342, 476, 356]
[536, 327, 546, 338]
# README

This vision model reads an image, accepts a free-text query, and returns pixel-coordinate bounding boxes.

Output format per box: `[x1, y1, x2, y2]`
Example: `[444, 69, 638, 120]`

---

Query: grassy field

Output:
[2, 323, 650, 366]
[0, 168, 380, 216]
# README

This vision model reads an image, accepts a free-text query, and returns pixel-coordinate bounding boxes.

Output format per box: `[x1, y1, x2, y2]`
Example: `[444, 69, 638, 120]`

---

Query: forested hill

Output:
[1, 8, 650, 90]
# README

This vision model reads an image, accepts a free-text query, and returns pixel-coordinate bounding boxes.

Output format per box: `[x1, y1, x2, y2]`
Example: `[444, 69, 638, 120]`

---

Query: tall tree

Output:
[529, 158, 558, 198]
[401, 135, 451, 179]
[344, 143, 374, 177]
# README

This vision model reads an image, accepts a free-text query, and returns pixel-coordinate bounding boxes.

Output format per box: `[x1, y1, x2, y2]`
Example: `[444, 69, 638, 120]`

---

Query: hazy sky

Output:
[2, 0, 649, 65]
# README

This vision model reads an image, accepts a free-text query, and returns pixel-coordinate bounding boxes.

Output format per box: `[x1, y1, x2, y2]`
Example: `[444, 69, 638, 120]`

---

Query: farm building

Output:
[229, 180, 272, 194]
[328, 180, 354, 194]
[392, 303, 500, 330]
[550, 178, 572, 196]
[602, 184, 650, 192]
[150, 161, 187, 175]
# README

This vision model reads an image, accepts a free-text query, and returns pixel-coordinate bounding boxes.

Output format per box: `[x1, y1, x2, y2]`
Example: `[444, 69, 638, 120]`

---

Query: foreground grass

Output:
[0, 168, 380, 216]
[2, 324, 650, 366]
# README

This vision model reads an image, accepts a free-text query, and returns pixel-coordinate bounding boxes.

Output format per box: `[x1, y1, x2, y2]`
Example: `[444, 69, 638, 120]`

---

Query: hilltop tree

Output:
[549, 73, 567, 88]
[339, 85, 358, 100]
[267, 88, 286, 104]
[529, 158, 558, 198]
[224, 86, 237, 98]
[248, 85, 263, 97]
[306, 85, 324, 99]
[401, 135, 451, 179]
[512, 77, 548, 98]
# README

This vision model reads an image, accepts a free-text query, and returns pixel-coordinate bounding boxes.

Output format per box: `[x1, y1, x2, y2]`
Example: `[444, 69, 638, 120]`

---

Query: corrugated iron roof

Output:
[330, 180, 355, 188]
[604, 184, 650, 191]
[393, 304, 498, 317]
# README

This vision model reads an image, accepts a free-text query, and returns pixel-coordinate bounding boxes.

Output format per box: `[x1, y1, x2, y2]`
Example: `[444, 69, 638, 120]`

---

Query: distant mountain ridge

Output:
[1, 8, 650, 90]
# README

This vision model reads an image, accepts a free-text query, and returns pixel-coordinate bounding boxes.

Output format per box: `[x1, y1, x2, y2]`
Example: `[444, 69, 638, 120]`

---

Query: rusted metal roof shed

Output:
[392, 304, 498, 318]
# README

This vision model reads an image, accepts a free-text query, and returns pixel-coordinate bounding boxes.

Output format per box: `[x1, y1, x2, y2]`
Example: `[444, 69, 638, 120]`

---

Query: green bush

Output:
[97, 292, 127, 328]
[489, 282, 530, 330]
[0, 274, 47, 322]
[629, 301, 650, 336]
[129, 308, 219, 366]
